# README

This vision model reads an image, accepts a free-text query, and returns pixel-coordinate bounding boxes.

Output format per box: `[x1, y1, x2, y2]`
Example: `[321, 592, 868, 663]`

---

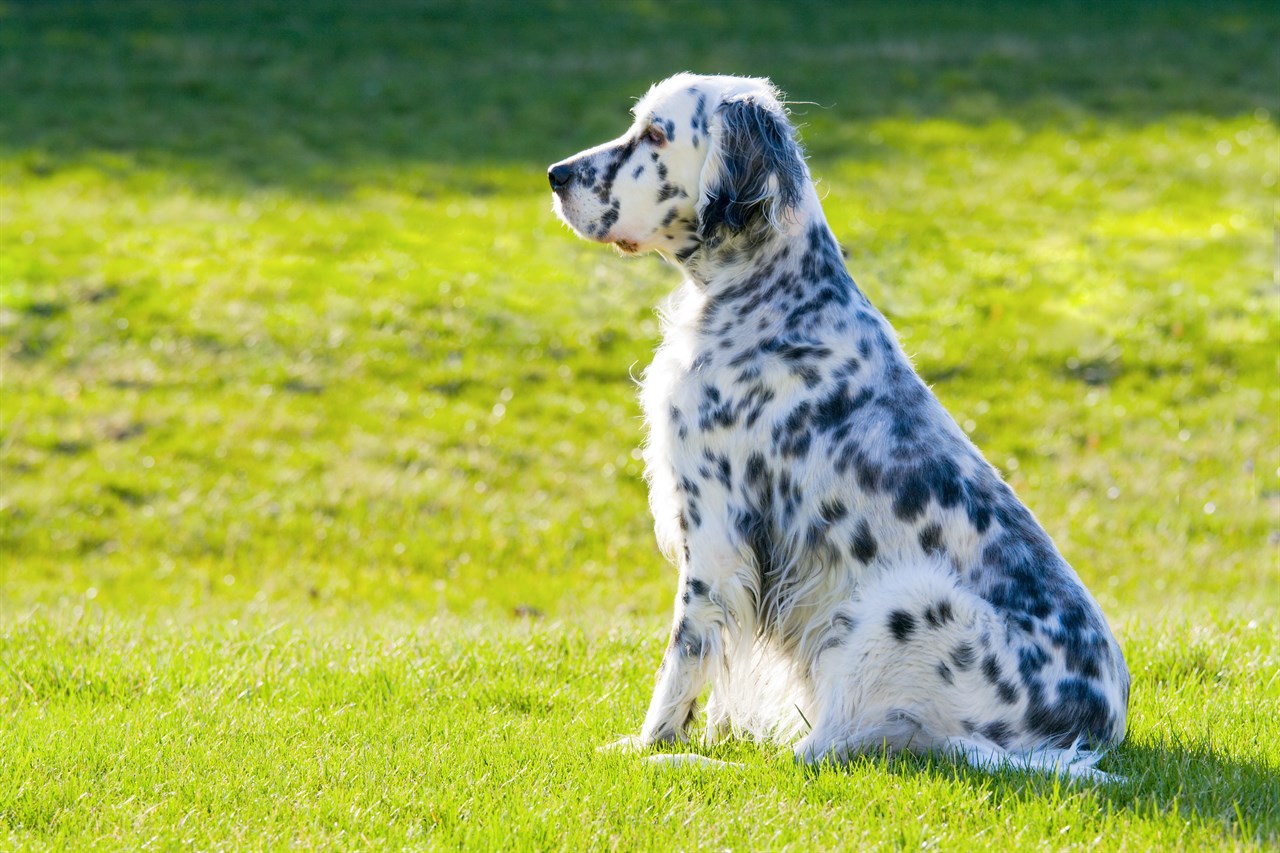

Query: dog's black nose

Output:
[548, 163, 574, 191]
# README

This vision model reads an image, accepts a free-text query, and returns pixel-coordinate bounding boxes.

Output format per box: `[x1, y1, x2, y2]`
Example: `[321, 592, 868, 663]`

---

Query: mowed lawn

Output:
[1, 0, 1278, 848]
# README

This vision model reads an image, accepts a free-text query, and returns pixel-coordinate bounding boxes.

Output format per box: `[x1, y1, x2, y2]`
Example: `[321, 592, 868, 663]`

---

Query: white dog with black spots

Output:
[548, 73, 1129, 779]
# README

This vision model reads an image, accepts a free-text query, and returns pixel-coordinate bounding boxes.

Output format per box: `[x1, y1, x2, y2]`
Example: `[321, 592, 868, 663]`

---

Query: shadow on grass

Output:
[864, 739, 1280, 844]
[1, 0, 1276, 194]
[648, 729, 1278, 842]
[1104, 741, 1280, 838]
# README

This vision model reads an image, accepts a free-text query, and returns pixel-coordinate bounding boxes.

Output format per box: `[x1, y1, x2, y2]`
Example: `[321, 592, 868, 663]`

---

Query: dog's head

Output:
[548, 73, 808, 260]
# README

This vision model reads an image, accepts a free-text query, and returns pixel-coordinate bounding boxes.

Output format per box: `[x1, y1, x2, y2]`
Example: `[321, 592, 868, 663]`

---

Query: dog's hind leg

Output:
[792, 559, 1005, 765]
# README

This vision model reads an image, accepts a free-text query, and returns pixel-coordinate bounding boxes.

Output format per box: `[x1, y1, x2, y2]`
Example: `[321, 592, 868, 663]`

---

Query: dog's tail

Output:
[944, 735, 1121, 782]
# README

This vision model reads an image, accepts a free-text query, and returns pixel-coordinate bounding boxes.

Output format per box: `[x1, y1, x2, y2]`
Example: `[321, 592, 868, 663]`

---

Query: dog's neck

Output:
[667, 188, 829, 291]
[656, 186, 884, 343]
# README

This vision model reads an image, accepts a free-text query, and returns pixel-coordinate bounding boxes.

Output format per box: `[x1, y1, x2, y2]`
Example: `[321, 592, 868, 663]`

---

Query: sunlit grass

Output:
[0, 612, 1276, 849]
[1, 0, 1277, 847]
[4, 114, 1273, 617]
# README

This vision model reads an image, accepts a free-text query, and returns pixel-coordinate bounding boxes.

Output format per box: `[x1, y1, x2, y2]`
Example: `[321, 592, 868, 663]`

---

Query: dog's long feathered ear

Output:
[696, 91, 807, 240]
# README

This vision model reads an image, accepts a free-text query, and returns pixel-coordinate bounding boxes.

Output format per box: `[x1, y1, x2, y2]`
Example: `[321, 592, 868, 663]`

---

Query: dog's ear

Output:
[696, 91, 806, 240]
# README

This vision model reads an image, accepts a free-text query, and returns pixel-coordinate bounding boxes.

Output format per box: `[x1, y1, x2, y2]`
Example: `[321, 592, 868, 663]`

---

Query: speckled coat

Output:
[549, 73, 1128, 777]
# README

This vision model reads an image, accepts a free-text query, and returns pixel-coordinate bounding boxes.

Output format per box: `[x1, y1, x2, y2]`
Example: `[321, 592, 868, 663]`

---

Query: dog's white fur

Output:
[549, 74, 1129, 780]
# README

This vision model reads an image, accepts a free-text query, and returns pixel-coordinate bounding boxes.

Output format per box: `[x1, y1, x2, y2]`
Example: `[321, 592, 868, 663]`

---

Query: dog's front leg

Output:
[635, 538, 738, 746]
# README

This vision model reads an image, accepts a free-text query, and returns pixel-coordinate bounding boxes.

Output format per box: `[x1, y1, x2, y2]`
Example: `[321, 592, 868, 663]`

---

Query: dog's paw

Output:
[597, 735, 649, 754]
[792, 736, 845, 767]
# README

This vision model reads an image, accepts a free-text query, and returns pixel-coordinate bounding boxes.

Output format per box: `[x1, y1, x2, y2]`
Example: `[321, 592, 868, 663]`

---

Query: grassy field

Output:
[1, 0, 1278, 848]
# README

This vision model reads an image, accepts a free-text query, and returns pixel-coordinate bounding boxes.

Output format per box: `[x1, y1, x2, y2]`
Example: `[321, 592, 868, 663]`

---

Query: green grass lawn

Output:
[2, 0, 1278, 848]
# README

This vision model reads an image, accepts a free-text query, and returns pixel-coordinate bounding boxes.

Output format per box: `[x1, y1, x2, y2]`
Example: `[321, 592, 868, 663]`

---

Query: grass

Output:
[1, 613, 1277, 848]
[1, 0, 1277, 848]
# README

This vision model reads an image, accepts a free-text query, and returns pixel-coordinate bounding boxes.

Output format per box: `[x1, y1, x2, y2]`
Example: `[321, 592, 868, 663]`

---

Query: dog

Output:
[548, 73, 1129, 779]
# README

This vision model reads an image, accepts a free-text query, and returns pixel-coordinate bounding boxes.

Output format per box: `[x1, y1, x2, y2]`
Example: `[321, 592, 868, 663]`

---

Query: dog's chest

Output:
[640, 300, 879, 526]
[644, 321, 826, 459]
[640, 287, 992, 578]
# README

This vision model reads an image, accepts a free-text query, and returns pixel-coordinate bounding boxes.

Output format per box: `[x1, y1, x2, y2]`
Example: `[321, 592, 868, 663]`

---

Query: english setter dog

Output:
[548, 73, 1128, 779]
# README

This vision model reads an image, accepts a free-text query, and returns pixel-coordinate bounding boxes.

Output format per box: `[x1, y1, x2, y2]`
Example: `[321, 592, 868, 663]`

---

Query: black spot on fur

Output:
[959, 476, 998, 534]
[834, 358, 861, 379]
[776, 470, 803, 523]
[741, 384, 775, 428]
[1024, 677, 1115, 747]
[872, 363, 934, 446]
[792, 364, 821, 388]
[798, 226, 848, 284]
[813, 383, 874, 438]
[1017, 644, 1050, 682]
[678, 476, 701, 499]
[673, 619, 703, 658]
[709, 452, 732, 488]
[812, 611, 850, 657]
[669, 405, 688, 440]
[887, 610, 916, 642]
[737, 453, 778, 615]
[697, 383, 738, 431]
[918, 522, 944, 556]
[596, 137, 638, 198]
[885, 457, 965, 523]
[937, 662, 955, 684]
[951, 643, 976, 670]
[688, 577, 709, 597]
[923, 599, 954, 628]
[631, 164, 645, 180]
[1051, 602, 1106, 679]
[980, 720, 1014, 748]
[690, 92, 708, 133]
[771, 402, 813, 459]
[981, 654, 1002, 684]
[978, 654, 1020, 705]
[890, 473, 930, 521]
[819, 499, 848, 524]
[850, 519, 878, 564]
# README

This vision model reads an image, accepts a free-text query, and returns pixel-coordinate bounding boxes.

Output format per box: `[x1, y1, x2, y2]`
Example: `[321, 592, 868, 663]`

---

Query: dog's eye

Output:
[644, 125, 667, 146]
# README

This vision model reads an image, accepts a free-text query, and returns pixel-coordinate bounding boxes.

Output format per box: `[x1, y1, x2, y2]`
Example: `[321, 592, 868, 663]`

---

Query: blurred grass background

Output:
[2, 0, 1275, 622]
[1, 1, 1279, 848]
